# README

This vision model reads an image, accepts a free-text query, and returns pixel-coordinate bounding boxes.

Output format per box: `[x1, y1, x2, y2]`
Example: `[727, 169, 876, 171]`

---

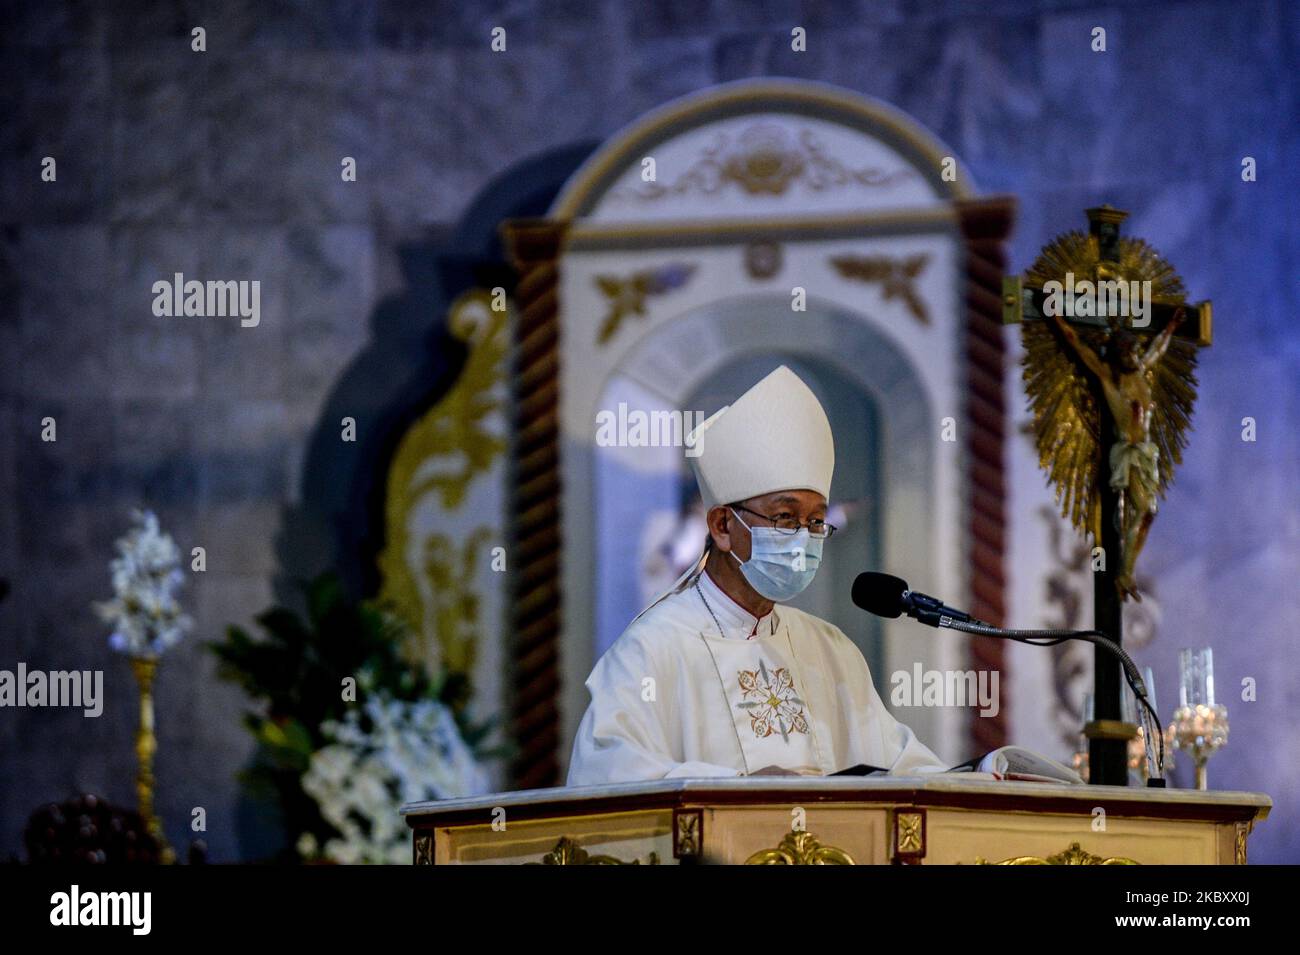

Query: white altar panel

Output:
[546, 79, 992, 772]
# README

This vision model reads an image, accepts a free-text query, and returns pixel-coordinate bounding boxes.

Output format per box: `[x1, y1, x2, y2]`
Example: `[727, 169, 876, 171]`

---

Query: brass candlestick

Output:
[130, 657, 175, 864]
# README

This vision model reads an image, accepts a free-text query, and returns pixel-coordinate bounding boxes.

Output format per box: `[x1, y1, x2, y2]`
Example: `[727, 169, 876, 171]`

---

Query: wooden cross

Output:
[1003, 205, 1212, 345]
[1004, 205, 1212, 787]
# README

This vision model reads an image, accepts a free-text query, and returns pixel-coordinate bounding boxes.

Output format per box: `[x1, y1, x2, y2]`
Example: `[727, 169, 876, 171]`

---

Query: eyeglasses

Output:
[730, 504, 838, 539]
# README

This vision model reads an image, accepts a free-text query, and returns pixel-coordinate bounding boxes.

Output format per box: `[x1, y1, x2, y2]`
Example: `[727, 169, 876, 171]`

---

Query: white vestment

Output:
[566, 570, 948, 785]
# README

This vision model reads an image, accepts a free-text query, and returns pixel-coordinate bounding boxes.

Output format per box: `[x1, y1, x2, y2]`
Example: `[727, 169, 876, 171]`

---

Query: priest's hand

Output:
[748, 764, 800, 776]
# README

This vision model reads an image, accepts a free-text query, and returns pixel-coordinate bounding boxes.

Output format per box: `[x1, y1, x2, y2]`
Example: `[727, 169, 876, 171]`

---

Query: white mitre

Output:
[630, 365, 835, 622]
[687, 365, 835, 509]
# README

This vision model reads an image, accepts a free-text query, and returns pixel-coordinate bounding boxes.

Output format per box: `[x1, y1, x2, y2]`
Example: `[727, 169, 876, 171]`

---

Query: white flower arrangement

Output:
[94, 509, 192, 658]
[300, 693, 491, 864]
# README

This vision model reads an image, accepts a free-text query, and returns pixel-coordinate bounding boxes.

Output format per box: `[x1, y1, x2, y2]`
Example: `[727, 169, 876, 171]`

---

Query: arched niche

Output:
[502, 79, 1015, 786]
[589, 295, 933, 681]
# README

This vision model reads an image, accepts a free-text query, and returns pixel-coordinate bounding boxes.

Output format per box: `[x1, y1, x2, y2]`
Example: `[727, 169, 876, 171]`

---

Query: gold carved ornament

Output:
[975, 842, 1138, 865]
[593, 263, 696, 345]
[606, 124, 916, 203]
[895, 812, 924, 854]
[674, 810, 702, 858]
[1235, 821, 1252, 865]
[528, 836, 659, 866]
[829, 253, 931, 324]
[745, 831, 855, 865]
[414, 832, 433, 865]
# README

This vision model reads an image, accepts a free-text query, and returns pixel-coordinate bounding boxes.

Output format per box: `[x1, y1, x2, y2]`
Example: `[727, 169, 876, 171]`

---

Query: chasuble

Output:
[567, 570, 948, 785]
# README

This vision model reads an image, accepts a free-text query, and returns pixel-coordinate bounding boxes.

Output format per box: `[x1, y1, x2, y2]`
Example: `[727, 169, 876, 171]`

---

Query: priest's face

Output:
[713, 489, 828, 561]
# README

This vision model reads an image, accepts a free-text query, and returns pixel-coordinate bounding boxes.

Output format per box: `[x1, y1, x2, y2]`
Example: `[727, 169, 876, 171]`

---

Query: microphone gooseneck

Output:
[936, 617, 1165, 785]
[851, 571, 1166, 785]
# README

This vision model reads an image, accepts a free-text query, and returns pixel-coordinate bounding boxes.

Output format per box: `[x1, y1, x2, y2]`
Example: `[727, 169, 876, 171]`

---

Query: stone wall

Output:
[1, 0, 1295, 861]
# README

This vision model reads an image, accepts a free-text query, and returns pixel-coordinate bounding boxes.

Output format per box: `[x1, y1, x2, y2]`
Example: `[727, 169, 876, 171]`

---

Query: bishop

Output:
[567, 365, 947, 784]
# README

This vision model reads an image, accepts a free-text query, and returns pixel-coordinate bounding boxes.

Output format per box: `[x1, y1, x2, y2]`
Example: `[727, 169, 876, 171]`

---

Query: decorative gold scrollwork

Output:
[605, 124, 916, 203]
[413, 833, 433, 865]
[593, 264, 696, 345]
[829, 253, 932, 324]
[975, 841, 1138, 865]
[674, 810, 702, 858]
[377, 288, 508, 681]
[896, 812, 924, 854]
[528, 836, 659, 865]
[745, 831, 855, 865]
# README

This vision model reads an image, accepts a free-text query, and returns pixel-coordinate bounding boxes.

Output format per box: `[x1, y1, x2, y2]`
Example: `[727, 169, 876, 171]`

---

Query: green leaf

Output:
[210, 569, 500, 861]
[279, 718, 316, 755]
[307, 573, 345, 628]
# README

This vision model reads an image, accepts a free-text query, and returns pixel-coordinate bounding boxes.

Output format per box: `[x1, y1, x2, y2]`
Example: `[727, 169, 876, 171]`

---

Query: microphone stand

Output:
[929, 616, 1167, 787]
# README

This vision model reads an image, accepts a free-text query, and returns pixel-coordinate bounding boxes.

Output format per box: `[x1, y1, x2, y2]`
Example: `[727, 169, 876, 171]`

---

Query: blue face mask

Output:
[728, 507, 823, 602]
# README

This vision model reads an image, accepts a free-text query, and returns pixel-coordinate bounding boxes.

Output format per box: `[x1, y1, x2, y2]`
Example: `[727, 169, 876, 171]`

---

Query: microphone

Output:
[850, 571, 1167, 787]
[851, 572, 983, 627]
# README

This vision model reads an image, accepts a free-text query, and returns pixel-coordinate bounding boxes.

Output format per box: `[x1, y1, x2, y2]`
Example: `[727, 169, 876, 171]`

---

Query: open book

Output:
[947, 746, 1084, 784]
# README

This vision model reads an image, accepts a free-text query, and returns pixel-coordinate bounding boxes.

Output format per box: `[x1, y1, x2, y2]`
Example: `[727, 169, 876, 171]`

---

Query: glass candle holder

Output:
[1171, 648, 1229, 789]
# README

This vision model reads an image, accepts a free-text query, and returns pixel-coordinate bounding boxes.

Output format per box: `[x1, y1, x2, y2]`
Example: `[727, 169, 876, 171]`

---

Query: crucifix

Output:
[1004, 206, 1212, 786]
